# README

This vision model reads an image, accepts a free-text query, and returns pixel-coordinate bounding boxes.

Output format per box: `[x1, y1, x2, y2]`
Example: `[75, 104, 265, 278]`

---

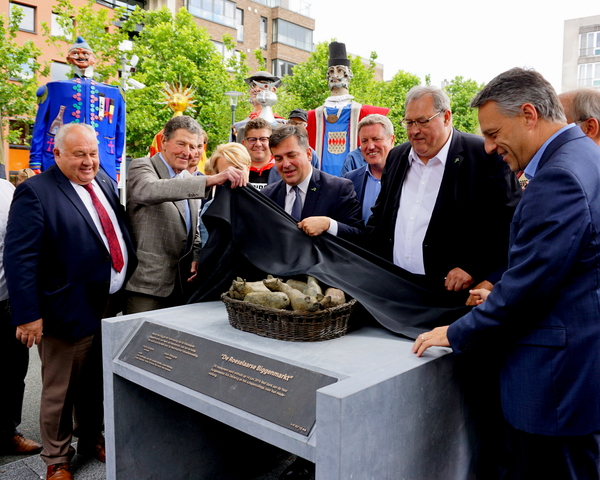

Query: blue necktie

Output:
[291, 186, 302, 220]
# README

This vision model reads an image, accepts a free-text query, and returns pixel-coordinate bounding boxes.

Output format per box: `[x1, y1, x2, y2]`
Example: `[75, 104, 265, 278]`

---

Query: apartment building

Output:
[2, 0, 315, 175]
[562, 14, 600, 92]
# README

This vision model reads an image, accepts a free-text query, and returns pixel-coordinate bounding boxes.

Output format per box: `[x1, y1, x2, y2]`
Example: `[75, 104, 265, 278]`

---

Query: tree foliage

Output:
[0, 6, 48, 165]
[44, 2, 485, 159]
[444, 76, 483, 135]
[117, 7, 239, 157]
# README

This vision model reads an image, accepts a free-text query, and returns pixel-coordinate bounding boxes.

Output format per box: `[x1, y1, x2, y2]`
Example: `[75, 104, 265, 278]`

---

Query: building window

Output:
[211, 40, 240, 72]
[272, 59, 295, 77]
[51, 62, 72, 81]
[579, 31, 600, 57]
[260, 17, 267, 49]
[96, 0, 145, 11]
[236, 8, 243, 42]
[272, 19, 312, 52]
[51, 13, 72, 39]
[252, 0, 311, 17]
[9, 2, 35, 33]
[578, 62, 600, 87]
[189, 0, 236, 28]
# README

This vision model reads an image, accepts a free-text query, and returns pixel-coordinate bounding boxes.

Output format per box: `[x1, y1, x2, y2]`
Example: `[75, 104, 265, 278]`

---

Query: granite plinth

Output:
[103, 302, 473, 480]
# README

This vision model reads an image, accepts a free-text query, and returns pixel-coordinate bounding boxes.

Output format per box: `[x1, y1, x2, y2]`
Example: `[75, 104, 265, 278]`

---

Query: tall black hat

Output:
[328, 42, 350, 67]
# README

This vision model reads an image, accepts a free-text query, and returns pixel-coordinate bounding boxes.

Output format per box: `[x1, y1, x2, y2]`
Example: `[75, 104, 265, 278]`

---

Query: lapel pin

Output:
[454, 158, 460, 163]
[311, 187, 317, 191]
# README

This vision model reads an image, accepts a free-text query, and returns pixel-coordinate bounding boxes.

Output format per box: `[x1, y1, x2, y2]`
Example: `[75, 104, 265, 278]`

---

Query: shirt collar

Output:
[523, 124, 575, 180]
[408, 128, 454, 166]
[159, 153, 182, 178]
[286, 166, 313, 195]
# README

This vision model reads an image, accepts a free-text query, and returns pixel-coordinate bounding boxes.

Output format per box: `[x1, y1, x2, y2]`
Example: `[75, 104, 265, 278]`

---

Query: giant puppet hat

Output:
[244, 71, 282, 88]
[328, 42, 350, 67]
[69, 36, 93, 52]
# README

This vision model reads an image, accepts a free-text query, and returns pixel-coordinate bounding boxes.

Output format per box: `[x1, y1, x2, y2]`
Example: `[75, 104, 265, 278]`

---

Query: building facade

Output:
[562, 14, 600, 92]
[1, 0, 315, 177]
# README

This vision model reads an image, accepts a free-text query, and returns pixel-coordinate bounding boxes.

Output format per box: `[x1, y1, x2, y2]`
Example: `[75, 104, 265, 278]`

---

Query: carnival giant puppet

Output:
[232, 71, 286, 142]
[307, 42, 389, 176]
[29, 37, 126, 181]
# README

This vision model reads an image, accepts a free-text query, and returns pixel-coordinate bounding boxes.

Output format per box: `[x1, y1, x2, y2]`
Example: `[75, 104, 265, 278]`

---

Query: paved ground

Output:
[0, 347, 307, 480]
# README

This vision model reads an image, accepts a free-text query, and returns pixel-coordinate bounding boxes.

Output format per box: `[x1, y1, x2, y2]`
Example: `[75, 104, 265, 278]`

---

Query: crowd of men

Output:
[3, 64, 600, 480]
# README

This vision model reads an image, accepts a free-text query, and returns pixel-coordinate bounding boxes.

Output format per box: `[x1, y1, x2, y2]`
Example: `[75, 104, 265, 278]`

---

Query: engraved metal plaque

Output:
[118, 321, 337, 436]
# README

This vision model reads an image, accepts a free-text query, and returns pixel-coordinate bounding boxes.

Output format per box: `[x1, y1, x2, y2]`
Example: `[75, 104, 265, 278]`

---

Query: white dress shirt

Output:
[0, 180, 15, 301]
[284, 167, 338, 236]
[393, 130, 453, 274]
[71, 179, 128, 293]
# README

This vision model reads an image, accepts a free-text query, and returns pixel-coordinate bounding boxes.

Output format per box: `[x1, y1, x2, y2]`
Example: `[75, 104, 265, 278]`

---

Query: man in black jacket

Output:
[366, 85, 522, 307]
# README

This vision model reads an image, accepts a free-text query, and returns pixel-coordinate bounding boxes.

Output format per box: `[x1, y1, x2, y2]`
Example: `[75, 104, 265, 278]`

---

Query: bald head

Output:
[559, 88, 600, 145]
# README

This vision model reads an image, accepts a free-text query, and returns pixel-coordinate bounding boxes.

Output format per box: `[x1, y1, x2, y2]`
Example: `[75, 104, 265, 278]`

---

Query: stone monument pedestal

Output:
[103, 302, 475, 479]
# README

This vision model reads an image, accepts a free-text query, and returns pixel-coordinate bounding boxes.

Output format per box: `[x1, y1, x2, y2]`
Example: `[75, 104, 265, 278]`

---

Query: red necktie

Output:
[82, 183, 124, 273]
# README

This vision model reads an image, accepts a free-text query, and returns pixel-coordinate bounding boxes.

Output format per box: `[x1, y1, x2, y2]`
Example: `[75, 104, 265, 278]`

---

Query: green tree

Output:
[48, 2, 246, 156]
[444, 76, 483, 135]
[0, 6, 48, 167]
[377, 70, 421, 144]
[119, 7, 242, 156]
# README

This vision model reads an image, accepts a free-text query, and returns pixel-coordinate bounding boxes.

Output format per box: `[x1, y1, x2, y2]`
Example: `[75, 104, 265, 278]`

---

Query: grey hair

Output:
[358, 114, 394, 137]
[269, 125, 309, 150]
[54, 123, 96, 152]
[570, 88, 600, 123]
[405, 85, 451, 112]
[471, 68, 566, 123]
[163, 115, 203, 142]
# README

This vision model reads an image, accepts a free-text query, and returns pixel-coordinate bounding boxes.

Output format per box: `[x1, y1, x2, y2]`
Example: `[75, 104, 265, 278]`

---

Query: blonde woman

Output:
[200, 143, 251, 245]
[207, 142, 250, 179]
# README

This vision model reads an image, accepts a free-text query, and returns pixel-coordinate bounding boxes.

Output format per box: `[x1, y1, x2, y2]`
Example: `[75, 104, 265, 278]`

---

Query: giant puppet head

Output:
[244, 71, 282, 107]
[66, 36, 96, 77]
[326, 42, 353, 94]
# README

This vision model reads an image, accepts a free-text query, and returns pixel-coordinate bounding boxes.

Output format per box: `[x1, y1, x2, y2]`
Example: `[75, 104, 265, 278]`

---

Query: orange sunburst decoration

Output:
[157, 82, 197, 117]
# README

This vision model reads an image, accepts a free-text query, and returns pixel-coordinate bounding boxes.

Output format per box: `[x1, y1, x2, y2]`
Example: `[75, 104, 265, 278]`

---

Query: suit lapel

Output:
[431, 130, 464, 220]
[52, 165, 105, 246]
[302, 169, 321, 218]
[151, 153, 187, 224]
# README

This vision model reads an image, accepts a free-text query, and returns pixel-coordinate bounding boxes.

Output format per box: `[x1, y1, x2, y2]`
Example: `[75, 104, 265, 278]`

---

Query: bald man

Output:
[559, 88, 600, 146]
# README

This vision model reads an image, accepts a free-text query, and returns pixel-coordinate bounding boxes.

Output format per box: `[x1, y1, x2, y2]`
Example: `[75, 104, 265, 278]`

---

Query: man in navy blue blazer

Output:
[343, 114, 395, 225]
[5, 123, 136, 480]
[261, 125, 363, 241]
[414, 68, 600, 479]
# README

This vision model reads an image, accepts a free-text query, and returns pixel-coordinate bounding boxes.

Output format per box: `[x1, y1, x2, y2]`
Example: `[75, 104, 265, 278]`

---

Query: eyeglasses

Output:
[244, 137, 270, 144]
[288, 120, 307, 126]
[402, 111, 444, 129]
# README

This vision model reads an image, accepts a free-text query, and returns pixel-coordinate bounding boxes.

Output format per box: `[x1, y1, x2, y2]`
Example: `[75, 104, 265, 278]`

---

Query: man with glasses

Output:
[242, 117, 279, 190]
[366, 85, 522, 306]
[559, 88, 600, 146]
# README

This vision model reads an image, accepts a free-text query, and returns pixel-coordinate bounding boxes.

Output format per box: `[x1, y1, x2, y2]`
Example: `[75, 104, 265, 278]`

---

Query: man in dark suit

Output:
[366, 85, 521, 306]
[5, 123, 137, 480]
[343, 114, 395, 225]
[261, 124, 363, 241]
[415, 68, 600, 479]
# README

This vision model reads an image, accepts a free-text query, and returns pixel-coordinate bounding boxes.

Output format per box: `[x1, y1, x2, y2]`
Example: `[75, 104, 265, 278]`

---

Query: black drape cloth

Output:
[188, 185, 472, 339]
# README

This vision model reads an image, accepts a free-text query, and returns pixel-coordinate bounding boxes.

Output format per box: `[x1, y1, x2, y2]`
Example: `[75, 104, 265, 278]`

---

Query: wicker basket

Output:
[221, 293, 356, 342]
